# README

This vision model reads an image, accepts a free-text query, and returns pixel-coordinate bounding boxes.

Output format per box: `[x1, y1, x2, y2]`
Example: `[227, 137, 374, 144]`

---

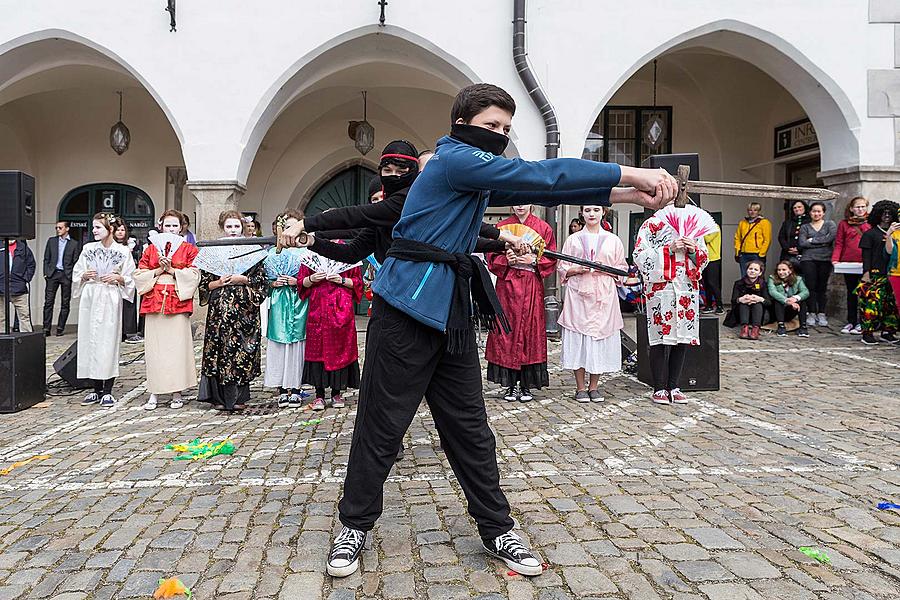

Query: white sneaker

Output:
[817, 313, 828, 327]
[277, 393, 290, 408]
[142, 397, 157, 411]
[851, 324, 862, 335]
[169, 397, 184, 409]
[840, 324, 854, 334]
[806, 314, 817, 326]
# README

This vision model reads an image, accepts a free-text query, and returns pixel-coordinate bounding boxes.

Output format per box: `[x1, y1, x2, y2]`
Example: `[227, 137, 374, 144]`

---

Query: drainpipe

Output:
[513, 0, 561, 333]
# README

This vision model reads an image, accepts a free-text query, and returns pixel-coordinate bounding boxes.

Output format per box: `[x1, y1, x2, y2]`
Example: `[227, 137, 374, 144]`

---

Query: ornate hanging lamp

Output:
[643, 59, 666, 151]
[109, 91, 131, 156]
[347, 91, 375, 156]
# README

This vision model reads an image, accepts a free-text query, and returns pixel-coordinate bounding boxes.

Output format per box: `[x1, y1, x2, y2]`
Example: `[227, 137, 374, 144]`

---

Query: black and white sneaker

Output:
[862, 332, 879, 345]
[503, 386, 517, 401]
[80, 393, 100, 406]
[519, 387, 533, 402]
[880, 332, 899, 344]
[483, 531, 542, 576]
[326, 526, 366, 577]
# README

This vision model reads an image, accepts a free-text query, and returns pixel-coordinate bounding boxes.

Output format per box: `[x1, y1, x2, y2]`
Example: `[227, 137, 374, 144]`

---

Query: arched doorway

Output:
[59, 183, 155, 245]
[305, 166, 376, 217]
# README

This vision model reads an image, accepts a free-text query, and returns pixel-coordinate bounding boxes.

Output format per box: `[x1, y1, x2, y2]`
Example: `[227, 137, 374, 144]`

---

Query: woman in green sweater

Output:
[767, 260, 810, 337]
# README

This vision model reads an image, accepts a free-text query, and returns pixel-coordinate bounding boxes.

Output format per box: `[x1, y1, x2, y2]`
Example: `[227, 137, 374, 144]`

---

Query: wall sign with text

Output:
[774, 118, 818, 158]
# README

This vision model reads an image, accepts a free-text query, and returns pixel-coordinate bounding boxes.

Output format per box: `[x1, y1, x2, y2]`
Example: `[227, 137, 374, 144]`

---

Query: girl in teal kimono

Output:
[263, 211, 310, 407]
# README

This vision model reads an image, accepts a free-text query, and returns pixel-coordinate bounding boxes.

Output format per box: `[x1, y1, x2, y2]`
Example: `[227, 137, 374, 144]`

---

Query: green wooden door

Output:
[307, 166, 377, 315]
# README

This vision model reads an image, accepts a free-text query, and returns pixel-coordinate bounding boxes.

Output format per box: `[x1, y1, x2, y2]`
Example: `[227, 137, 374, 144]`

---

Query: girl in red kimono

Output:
[300, 255, 363, 410]
[485, 205, 557, 402]
[134, 209, 200, 410]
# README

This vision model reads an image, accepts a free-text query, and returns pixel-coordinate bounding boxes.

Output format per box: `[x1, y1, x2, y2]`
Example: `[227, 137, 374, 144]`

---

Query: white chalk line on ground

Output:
[721, 345, 900, 368]
[0, 459, 892, 493]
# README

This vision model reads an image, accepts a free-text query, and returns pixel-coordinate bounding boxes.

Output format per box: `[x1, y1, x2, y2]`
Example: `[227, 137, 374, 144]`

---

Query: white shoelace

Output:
[331, 528, 365, 559]
[494, 532, 532, 559]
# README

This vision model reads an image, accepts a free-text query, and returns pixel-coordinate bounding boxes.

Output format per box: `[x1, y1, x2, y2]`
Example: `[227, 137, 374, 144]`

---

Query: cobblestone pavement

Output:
[0, 316, 898, 600]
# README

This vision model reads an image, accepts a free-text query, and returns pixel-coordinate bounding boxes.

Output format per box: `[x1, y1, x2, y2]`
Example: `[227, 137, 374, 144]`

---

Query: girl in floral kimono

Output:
[134, 209, 200, 411]
[74, 213, 136, 409]
[264, 209, 309, 408]
[299, 250, 363, 410]
[198, 210, 269, 412]
[557, 205, 628, 403]
[633, 214, 710, 405]
[485, 205, 556, 402]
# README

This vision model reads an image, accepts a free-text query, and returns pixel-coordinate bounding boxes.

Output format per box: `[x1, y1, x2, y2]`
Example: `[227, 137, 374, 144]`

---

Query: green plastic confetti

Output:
[798, 546, 831, 564]
[165, 438, 235, 461]
[299, 418, 323, 427]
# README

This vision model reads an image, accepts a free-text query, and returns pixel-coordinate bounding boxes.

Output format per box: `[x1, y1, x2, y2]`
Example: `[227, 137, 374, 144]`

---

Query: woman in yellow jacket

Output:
[702, 230, 724, 314]
[734, 202, 772, 276]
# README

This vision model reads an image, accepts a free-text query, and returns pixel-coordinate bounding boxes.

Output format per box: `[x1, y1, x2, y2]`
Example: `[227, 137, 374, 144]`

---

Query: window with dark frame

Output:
[582, 106, 673, 166]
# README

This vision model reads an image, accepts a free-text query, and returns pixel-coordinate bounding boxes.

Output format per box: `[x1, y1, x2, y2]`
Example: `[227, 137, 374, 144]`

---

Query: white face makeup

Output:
[92, 220, 109, 241]
[512, 205, 531, 219]
[223, 218, 244, 237]
[746, 263, 762, 278]
[161, 216, 182, 234]
[581, 206, 603, 225]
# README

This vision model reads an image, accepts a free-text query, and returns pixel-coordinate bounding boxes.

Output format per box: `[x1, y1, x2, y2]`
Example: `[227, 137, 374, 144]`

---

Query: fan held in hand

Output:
[653, 204, 718, 239]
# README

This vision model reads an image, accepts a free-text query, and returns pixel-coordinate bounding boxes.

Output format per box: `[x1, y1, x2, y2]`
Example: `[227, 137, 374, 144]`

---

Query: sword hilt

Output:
[674, 164, 691, 208]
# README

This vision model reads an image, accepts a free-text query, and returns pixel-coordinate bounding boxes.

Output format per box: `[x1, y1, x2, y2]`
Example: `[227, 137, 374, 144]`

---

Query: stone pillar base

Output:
[819, 166, 900, 318]
[187, 180, 247, 241]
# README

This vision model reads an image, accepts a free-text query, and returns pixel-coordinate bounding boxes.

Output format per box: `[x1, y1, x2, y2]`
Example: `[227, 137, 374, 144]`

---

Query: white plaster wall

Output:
[1, 0, 893, 183]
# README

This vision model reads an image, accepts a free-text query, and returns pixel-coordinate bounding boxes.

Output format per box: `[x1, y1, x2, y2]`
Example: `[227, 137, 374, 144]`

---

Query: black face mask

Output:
[450, 122, 510, 156]
[380, 170, 417, 196]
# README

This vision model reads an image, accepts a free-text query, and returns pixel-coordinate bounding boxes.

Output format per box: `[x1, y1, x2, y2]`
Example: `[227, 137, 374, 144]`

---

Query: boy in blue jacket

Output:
[282, 83, 677, 578]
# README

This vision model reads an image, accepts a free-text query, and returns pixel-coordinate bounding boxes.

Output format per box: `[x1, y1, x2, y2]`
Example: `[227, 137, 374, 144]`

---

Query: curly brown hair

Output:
[159, 209, 187, 228]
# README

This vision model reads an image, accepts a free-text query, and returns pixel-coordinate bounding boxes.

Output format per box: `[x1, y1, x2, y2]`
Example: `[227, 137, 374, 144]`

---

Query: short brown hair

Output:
[159, 209, 187, 228]
[218, 209, 244, 230]
[272, 209, 304, 234]
[451, 83, 516, 124]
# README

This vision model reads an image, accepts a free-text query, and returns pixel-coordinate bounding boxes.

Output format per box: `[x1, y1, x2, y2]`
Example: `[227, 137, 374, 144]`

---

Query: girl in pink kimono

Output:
[557, 206, 628, 403]
[299, 257, 364, 410]
[633, 215, 710, 405]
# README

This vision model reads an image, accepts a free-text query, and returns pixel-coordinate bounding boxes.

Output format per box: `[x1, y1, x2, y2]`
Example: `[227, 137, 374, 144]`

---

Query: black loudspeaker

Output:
[53, 341, 92, 389]
[0, 332, 46, 413]
[642, 153, 701, 207]
[635, 313, 720, 391]
[0, 171, 36, 240]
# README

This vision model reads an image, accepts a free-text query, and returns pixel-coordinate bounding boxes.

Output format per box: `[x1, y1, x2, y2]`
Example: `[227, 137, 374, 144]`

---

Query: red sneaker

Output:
[651, 390, 671, 405]
[670, 388, 688, 404]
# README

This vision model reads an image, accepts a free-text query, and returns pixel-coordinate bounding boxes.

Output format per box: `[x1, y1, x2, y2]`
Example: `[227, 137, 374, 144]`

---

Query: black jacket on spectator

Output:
[723, 276, 771, 327]
[777, 214, 810, 261]
[43, 235, 80, 279]
[859, 226, 890, 276]
[1, 240, 36, 296]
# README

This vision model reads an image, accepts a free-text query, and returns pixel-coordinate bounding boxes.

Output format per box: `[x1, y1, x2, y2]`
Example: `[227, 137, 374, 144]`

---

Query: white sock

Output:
[148, 394, 158, 405]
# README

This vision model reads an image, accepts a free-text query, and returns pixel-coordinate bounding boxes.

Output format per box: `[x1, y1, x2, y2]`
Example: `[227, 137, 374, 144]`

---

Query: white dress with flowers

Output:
[633, 217, 709, 346]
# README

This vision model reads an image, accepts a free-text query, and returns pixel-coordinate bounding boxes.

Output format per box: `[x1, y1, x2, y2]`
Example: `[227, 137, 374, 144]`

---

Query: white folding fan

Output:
[148, 231, 185, 258]
[654, 204, 718, 240]
[83, 246, 126, 276]
[194, 241, 266, 276]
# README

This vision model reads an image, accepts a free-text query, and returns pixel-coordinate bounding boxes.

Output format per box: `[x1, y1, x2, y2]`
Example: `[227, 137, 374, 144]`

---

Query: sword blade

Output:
[542, 249, 629, 277]
[684, 180, 838, 201]
[196, 236, 277, 247]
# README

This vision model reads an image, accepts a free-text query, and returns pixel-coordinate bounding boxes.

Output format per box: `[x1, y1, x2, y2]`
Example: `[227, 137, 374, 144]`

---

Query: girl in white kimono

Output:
[557, 205, 628, 403]
[74, 213, 136, 408]
[633, 215, 710, 405]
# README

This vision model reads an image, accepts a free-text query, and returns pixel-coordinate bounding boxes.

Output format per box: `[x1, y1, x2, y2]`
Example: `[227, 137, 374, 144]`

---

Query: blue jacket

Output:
[373, 134, 622, 331]
[0, 240, 36, 296]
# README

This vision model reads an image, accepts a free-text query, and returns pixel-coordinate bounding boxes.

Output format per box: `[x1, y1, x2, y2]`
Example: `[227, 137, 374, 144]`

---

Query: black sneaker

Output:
[714, 306, 725, 315]
[483, 531, 542, 576]
[326, 526, 366, 577]
[80, 393, 100, 406]
[503, 386, 517, 402]
[776, 324, 787, 337]
[862, 332, 878, 345]
[880, 332, 899, 344]
[797, 327, 809, 338]
[519, 387, 533, 402]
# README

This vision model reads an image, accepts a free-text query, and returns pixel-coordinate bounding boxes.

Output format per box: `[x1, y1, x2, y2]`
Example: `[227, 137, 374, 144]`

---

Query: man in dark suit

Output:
[42, 221, 80, 336]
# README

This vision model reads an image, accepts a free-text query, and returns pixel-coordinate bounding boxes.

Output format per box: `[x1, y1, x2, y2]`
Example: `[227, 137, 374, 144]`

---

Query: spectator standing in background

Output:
[858, 200, 900, 345]
[734, 202, 771, 276]
[832, 196, 870, 334]
[701, 228, 723, 314]
[0, 238, 36, 332]
[797, 201, 836, 327]
[777, 200, 810, 265]
[42, 220, 80, 336]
